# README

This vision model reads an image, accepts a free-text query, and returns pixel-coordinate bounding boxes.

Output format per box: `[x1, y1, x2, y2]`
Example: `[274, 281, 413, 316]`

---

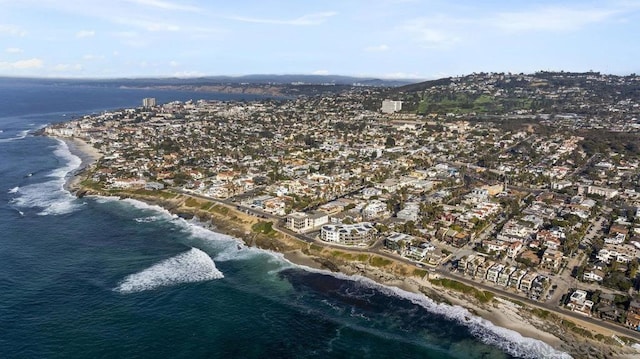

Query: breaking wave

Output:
[115, 248, 224, 294]
[9, 140, 83, 215]
[0, 129, 29, 143]
[107, 196, 273, 264]
[91, 193, 569, 357]
[134, 216, 160, 223]
[297, 268, 572, 359]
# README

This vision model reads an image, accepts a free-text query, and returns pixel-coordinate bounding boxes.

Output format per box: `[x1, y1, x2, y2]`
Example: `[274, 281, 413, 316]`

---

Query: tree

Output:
[385, 136, 396, 148]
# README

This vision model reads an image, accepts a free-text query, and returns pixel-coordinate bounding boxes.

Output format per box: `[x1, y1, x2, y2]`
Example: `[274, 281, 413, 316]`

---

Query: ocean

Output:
[0, 82, 570, 359]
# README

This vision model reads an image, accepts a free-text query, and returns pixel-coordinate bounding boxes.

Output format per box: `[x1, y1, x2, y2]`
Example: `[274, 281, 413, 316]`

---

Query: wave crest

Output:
[115, 248, 224, 294]
[10, 140, 83, 215]
[296, 268, 571, 359]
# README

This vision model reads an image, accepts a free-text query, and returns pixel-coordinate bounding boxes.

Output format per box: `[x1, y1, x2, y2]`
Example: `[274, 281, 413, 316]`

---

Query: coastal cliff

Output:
[64, 175, 637, 358]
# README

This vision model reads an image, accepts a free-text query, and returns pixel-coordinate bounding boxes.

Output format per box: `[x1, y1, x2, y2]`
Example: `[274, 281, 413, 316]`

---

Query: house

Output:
[519, 272, 538, 292]
[509, 269, 528, 289]
[583, 269, 605, 283]
[497, 266, 517, 286]
[484, 239, 507, 254]
[362, 200, 389, 220]
[465, 255, 486, 277]
[507, 241, 523, 259]
[475, 260, 495, 280]
[596, 305, 624, 323]
[385, 232, 409, 253]
[397, 202, 420, 222]
[541, 248, 563, 271]
[145, 181, 165, 191]
[537, 229, 562, 250]
[406, 242, 436, 261]
[625, 300, 640, 330]
[567, 290, 593, 316]
[486, 263, 504, 283]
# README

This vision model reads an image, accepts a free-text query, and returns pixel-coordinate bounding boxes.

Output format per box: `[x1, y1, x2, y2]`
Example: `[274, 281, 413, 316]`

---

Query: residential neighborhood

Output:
[45, 71, 640, 335]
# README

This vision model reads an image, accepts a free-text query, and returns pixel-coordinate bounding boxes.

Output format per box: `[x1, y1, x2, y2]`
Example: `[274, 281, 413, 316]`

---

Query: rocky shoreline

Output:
[60, 137, 639, 359]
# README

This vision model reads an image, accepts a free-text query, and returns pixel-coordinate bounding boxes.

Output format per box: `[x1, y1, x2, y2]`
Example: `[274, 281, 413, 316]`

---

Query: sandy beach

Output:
[59, 137, 102, 191]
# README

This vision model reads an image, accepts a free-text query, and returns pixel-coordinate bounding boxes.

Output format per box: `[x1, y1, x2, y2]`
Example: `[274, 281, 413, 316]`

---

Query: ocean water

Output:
[0, 82, 570, 359]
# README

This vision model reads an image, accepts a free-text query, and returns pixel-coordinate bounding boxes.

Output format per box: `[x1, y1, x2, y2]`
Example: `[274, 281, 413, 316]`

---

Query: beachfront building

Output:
[286, 211, 329, 233]
[567, 290, 594, 316]
[486, 263, 505, 283]
[320, 222, 377, 245]
[519, 272, 538, 292]
[497, 266, 517, 287]
[625, 300, 640, 331]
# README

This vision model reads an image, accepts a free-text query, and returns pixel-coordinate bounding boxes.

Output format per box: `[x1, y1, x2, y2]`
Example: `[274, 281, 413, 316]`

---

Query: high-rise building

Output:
[142, 97, 156, 108]
[381, 99, 402, 114]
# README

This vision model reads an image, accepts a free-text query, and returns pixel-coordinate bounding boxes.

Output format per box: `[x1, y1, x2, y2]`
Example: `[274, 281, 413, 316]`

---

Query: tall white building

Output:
[142, 97, 157, 108]
[381, 99, 402, 114]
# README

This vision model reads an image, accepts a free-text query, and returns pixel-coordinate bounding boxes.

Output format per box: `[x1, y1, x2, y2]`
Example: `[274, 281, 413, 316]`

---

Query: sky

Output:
[1, 0, 639, 79]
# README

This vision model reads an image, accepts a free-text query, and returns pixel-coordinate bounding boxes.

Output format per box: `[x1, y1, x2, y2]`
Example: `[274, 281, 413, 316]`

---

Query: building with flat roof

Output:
[285, 211, 329, 233]
[143, 97, 156, 108]
[381, 99, 403, 114]
[320, 222, 377, 245]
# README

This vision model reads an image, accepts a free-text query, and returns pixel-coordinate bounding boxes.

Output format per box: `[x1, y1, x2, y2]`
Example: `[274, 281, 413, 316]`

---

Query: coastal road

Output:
[167, 187, 640, 341]
[437, 269, 640, 341]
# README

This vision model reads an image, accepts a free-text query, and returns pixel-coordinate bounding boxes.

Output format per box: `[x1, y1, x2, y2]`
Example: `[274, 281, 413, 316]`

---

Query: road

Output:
[168, 187, 640, 341]
[439, 269, 640, 340]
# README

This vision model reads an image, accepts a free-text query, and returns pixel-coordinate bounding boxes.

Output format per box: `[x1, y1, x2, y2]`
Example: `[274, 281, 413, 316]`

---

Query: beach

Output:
[60, 137, 102, 192]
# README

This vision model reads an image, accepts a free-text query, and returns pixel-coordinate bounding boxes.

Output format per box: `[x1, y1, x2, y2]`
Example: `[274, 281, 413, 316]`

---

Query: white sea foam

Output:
[10, 140, 83, 215]
[118, 196, 273, 262]
[134, 216, 160, 223]
[8, 186, 19, 194]
[0, 129, 29, 143]
[92, 193, 569, 357]
[294, 267, 572, 359]
[115, 247, 223, 294]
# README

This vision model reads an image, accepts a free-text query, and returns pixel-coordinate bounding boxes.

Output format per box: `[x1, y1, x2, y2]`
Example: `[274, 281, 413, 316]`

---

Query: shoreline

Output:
[58, 136, 638, 359]
[59, 136, 102, 192]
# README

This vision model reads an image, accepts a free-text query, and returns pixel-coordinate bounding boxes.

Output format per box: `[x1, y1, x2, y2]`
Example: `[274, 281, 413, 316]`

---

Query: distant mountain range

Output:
[0, 74, 420, 87]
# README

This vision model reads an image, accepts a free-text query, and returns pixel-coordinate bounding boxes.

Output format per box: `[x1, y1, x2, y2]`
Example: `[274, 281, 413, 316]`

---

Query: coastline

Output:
[59, 136, 102, 192]
[59, 136, 638, 359]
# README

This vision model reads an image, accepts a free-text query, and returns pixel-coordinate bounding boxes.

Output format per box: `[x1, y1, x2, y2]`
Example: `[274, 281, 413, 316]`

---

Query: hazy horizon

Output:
[2, 1, 640, 79]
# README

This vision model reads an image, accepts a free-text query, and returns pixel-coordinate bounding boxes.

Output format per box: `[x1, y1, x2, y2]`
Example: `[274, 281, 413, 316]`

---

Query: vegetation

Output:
[370, 256, 392, 267]
[251, 221, 276, 236]
[429, 278, 494, 304]
[413, 269, 428, 278]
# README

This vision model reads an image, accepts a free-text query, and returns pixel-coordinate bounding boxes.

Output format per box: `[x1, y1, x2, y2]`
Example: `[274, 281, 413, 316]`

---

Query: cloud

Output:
[0, 58, 44, 70]
[401, 18, 461, 48]
[169, 60, 179, 67]
[76, 30, 95, 38]
[126, 0, 200, 12]
[52, 63, 83, 72]
[6, 47, 23, 53]
[230, 11, 337, 26]
[312, 69, 329, 75]
[365, 44, 389, 52]
[173, 70, 204, 78]
[0, 24, 27, 37]
[494, 6, 620, 32]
